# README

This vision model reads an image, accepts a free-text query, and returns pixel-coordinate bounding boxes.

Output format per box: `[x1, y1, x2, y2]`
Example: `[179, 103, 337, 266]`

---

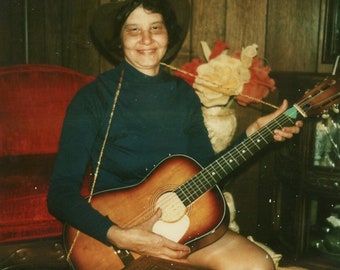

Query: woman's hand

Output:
[246, 99, 303, 141]
[106, 208, 190, 260]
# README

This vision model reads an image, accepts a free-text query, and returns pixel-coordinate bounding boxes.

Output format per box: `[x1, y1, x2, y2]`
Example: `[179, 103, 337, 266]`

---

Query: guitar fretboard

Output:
[175, 107, 298, 206]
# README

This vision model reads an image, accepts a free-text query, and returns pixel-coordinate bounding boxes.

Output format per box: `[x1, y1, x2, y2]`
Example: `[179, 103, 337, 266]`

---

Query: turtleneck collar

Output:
[118, 60, 170, 83]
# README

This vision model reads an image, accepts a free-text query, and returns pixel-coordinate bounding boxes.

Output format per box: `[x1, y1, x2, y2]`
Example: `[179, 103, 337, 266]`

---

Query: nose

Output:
[141, 30, 152, 45]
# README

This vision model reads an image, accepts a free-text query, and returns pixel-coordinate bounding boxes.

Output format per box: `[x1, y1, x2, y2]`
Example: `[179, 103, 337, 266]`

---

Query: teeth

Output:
[139, 49, 155, 53]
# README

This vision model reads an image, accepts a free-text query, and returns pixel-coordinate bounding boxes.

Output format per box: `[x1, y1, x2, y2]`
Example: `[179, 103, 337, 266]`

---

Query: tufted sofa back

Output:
[0, 64, 95, 157]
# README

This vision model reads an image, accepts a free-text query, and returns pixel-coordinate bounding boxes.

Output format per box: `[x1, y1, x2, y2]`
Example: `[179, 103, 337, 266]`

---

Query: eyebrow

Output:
[124, 21, 165, 28]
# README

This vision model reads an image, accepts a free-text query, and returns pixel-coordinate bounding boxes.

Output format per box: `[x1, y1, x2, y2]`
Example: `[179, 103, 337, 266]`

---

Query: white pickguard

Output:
[152, 192, 190, 242]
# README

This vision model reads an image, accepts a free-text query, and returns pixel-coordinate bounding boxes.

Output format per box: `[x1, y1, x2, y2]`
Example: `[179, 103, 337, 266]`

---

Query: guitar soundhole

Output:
[151, 185, 191, 223]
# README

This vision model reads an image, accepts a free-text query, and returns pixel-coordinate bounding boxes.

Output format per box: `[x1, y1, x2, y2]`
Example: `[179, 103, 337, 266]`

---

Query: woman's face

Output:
[121, 6, 168, 76]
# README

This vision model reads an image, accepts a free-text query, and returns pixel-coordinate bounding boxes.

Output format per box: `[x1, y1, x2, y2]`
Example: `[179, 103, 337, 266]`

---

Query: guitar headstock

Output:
[296, 73, 340, 117]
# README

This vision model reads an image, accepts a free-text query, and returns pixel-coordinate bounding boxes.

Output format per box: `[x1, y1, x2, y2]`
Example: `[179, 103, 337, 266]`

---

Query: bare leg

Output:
[186, 230, 275, 270]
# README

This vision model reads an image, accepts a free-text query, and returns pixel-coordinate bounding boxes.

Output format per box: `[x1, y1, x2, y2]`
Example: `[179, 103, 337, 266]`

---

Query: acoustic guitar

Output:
[63, 74, 340, 269]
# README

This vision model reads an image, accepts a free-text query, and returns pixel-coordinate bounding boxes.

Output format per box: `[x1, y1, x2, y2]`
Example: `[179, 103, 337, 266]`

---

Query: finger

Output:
[274, 127, 297, 140]
[259, 100, 288, 127]
[273, 132, 288, 141]
[139, 208, 162, 231]
[295, 120, 303, 128]
[281, 125, 301, 135]
[144, 237, 190, 259]
[158, 242, 191, 259]
[162, 247, 191, 259]
[164, 238, 190, 253]
[151, 207, 162, 222]
[272, 99, 288, 117]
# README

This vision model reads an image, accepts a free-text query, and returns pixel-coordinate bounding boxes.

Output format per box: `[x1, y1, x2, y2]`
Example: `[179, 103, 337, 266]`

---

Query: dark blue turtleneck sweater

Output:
[48, 61, 217, 244]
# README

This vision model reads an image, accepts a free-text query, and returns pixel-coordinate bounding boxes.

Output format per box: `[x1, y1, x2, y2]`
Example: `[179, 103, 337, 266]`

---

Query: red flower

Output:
[174, 40, 276, 107]
[175, 58, 204, 86]
[209, 40, 230, 60]
[232, 51, 276, 106]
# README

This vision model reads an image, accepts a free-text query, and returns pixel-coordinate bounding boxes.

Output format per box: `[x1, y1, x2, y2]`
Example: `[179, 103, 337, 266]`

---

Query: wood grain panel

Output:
[27, 0, 63, 65]
[61, 0, 101, 75]
[97, 0, 116, 72]
[0, 0, 26, 65]
[170, 0, 192, 68]
[225, 0, 267, 56]
[266, 0, 321, 72]
[27, 0, 47, 63]
[317, 0, 334, 73]
[190, 0, 227, 60]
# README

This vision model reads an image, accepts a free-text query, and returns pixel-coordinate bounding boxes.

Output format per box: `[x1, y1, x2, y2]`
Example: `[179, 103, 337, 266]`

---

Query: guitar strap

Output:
[67, 69, 135, 266]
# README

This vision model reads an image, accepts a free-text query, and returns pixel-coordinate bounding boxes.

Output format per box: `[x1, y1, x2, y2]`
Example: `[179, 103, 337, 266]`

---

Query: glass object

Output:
[314, 108, 340, 168]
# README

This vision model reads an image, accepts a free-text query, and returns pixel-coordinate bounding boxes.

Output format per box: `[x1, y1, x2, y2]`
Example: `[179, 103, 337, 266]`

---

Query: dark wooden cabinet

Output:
[269, 72, 340, 269]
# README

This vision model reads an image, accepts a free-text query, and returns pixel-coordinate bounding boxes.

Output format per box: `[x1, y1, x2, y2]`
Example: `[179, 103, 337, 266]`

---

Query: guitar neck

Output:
[176, 106, 300, 206]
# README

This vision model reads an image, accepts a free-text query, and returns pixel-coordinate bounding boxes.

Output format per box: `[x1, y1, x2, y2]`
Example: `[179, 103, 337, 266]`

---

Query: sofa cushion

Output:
[0, 155, 61, 242]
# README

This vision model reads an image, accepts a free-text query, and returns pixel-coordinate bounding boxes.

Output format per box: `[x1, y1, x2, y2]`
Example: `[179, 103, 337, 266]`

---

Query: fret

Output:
[176, 181, 191, 204]
[208, 167, 222, 179]
[257, 129, 270, 144]
[214, 159, 228, 175]
[201, 169, 218, 185]
[234, 147, 247, 162]
[218, 155, 233, 171]
[203, 167, 221, 184]
[248, 136, 262, 150]
[191, 176, 205, 194]
[225, 152, 240, 166]
[239, 141, 254, 156]
[272, 118, 284, 129]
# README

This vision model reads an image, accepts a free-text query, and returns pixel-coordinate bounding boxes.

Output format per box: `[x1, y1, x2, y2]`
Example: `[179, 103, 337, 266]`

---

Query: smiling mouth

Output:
[138, 49, 157, 55]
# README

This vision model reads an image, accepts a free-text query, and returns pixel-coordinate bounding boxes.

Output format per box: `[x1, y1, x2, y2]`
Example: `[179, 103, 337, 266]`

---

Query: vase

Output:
[201, 106, 237, 154]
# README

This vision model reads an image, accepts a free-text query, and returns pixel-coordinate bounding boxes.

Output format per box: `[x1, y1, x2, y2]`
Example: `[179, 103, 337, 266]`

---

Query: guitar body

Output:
[64, 155, 229, 270]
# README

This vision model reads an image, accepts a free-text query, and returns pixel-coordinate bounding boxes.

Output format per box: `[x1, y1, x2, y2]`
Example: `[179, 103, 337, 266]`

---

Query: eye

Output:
[124, 25, 141, 36]
[151, 23, 165, 33]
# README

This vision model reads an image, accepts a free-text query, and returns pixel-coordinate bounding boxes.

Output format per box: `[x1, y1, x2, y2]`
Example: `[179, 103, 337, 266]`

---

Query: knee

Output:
[249, 253, 276, 270]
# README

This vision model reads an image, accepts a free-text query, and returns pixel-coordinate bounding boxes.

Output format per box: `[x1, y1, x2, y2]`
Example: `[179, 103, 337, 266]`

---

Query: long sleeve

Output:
[47, 80, 116, 244]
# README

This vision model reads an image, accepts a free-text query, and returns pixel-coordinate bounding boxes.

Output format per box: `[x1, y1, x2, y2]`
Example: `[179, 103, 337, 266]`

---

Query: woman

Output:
[48, 1, 302, 269]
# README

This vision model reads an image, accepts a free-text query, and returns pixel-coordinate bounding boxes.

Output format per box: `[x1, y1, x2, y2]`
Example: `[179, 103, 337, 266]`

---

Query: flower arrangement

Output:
[173, 40, 276, 108]
[161, 40, 276, 153]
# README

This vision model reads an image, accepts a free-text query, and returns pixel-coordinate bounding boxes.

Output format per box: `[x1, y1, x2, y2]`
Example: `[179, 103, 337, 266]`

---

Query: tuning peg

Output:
[322, 110, 330, 119]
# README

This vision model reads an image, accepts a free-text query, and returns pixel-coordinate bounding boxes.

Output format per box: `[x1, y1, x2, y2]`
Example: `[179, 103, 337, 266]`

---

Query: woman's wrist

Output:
[106, 225, 122, 246]
[245, 121, 259, 137]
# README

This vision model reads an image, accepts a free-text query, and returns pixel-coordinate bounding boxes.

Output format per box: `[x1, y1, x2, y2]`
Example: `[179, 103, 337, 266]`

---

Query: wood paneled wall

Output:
[0, 0, 334, 74]
[0, 0, 335, 238]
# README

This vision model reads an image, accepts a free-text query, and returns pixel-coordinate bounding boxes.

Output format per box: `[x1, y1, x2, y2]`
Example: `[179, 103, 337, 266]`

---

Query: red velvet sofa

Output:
[0, 64, 94, 269]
